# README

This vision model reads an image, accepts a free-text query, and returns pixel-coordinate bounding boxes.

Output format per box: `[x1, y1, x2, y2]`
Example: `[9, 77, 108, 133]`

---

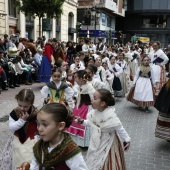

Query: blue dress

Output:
[38, 56, 52, 82]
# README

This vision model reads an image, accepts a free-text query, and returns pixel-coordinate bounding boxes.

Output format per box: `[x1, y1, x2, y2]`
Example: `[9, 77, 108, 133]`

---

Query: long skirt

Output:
[127, 78, 155, 107]
[12, 136, 36, 169]
[155, 66, 166, 96]
[102, 134, 126, 170]
[39, 56, 52, 82]
[155, 112, 170, 140]
[112, 77, 124, 97]
[119, 72, 131, 95]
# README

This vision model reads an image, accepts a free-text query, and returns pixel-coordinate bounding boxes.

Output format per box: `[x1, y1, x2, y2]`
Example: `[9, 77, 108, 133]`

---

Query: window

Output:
[8, 0, 16, 17]
[107, 16, 111, 27]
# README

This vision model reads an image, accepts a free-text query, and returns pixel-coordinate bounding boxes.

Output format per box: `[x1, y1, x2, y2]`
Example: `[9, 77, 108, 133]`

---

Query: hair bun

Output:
[83, 73, 91, 81]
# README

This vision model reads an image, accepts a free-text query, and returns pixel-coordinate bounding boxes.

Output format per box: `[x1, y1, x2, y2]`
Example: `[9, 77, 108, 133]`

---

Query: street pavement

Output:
[0, 83, 170, 170]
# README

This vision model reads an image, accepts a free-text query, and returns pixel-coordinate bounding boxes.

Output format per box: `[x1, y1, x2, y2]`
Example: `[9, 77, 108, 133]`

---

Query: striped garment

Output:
[155, 67, 166, 96]
[155, 112, 170, 140]
[102, 134, 126, 170]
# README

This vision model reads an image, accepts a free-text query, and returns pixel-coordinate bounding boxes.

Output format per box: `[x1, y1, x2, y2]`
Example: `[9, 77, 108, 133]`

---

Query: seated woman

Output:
[14, 56, 32, 85]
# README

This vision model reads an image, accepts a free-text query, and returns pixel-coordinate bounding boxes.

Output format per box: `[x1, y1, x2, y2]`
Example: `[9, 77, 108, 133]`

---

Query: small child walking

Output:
[66, 70, 95, 147]
[76, 89, 131, 170]
[127, 56, 156, 112]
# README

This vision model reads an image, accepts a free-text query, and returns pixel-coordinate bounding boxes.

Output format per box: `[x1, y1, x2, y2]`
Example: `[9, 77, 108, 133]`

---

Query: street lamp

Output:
[91, 7, 100, 44]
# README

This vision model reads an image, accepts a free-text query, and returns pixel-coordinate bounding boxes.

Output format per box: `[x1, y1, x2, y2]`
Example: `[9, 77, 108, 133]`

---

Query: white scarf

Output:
[87, 106, 122, 149]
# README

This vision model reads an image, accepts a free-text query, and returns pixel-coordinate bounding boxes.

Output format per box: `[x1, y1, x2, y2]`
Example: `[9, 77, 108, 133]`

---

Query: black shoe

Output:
[14, 84, 20, 87]
[2, 87, 8, 90]
[9, 85, 15, 88]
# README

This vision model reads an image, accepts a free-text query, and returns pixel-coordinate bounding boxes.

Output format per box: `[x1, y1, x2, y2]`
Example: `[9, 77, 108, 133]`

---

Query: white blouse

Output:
[108, 63, 123, 77]
[70, 62, 85, 73]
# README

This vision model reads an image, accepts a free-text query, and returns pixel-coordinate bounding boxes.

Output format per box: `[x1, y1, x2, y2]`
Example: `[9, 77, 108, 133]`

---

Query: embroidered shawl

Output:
[46, 81, 68, 98]
[139, 65, 151, 78]
[33, 133, 81, 169]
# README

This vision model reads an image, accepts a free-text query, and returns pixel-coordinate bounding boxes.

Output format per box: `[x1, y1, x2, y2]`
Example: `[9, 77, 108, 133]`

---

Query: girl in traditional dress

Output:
[154, 77, 170, 142]
[109, 55, 124, 97]
[117, 53, 131, 95]
[19, 103, 88, 169]
[70, 55, 85, 73]
[95, 56, 106, 82]
[8, 89, 38, 169]
[127, 56, 156, 112]
[102, 62, 114, 95]
[76, 89, 131, 170]
[148, 41, 169, 95]
[66, 70, 95, 147]
[129, 46, 140, 77]
[86, 65, 106, 90]
[40, 67, 74, 111]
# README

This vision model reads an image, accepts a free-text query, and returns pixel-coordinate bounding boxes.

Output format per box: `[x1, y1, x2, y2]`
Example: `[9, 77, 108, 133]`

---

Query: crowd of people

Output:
[1, 33, 170, 170]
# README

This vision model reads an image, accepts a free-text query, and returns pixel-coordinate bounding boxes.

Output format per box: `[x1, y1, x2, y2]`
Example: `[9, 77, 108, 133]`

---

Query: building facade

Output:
[0, 0, 78, 42]
[117, 0, 170, 46]
[77, 0, 126, 44]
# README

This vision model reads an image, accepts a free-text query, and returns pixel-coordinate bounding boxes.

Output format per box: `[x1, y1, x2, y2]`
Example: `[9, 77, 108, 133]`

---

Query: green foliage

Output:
[14, 0, 65, 19]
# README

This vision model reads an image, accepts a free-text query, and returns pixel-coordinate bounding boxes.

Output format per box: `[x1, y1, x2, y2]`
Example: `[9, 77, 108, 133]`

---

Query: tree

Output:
[14, 0, 65, 37]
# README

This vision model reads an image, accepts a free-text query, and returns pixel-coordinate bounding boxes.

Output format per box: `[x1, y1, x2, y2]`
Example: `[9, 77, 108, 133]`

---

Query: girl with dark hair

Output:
[7, 89, 38, 169]
[109, 55, 124, 97]
[148, 41, 169, 95]
[95, 56, 106, 82]
[154, 77, 170, 142]
[76, 89, 131, 170]
[40, 67, 74, 111]
[87, 57, 95, 66]
[70, 55, 85, 73]
[86, 65, 106, 90]
[54, 60, 67, 80]
[102, 62, 114, 95]
[117, 53, 131, 95]
[66, 70, 95, 147]
[127, 56, 156, 112]
[19, 103, 88, 169]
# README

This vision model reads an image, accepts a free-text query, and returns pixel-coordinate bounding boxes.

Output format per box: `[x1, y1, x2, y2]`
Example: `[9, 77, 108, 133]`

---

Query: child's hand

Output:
[123, 142, 130, 152]
[17, 162, 30, 170]
[75, 116, 84, 124]
[20, 112, 29, 121]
